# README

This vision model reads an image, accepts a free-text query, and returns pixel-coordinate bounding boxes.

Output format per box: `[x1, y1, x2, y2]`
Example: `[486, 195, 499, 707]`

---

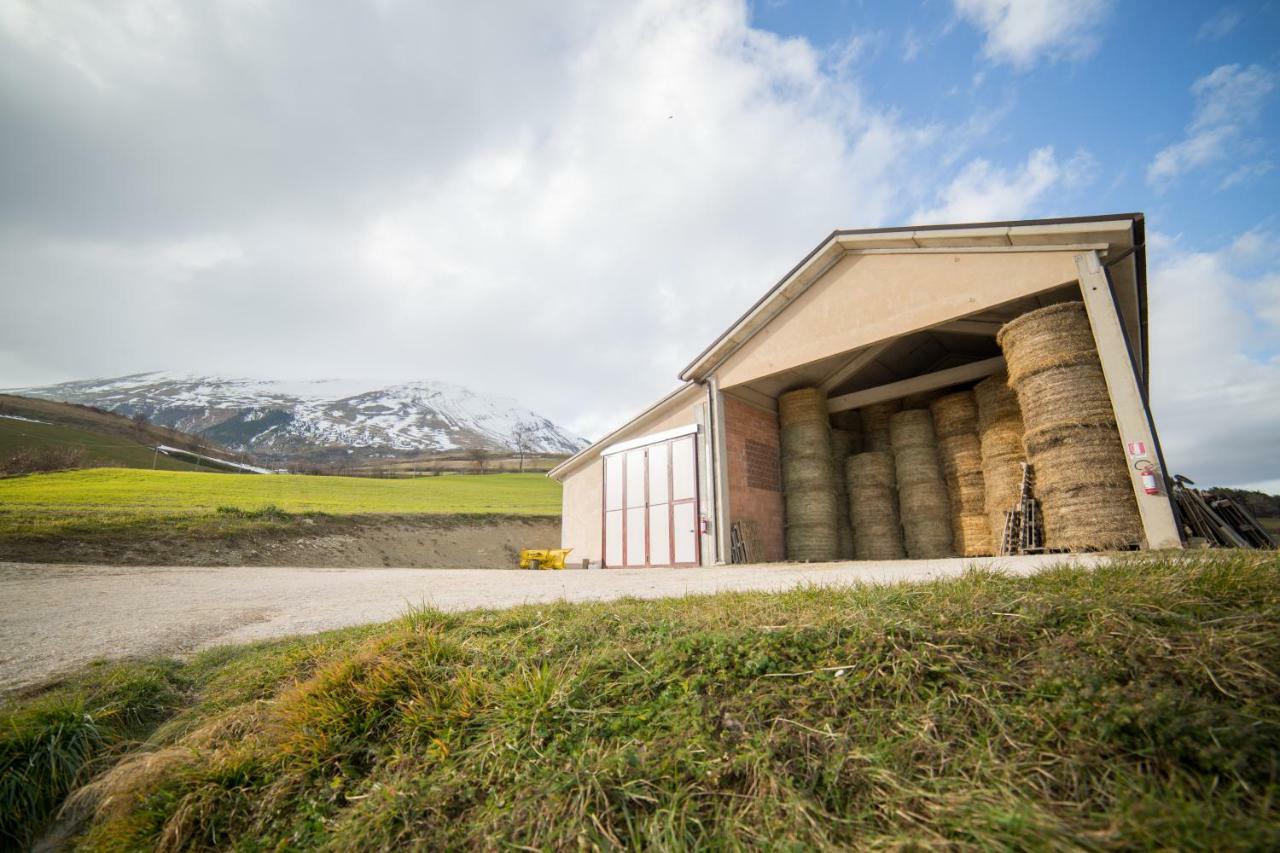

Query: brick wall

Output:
[723, 394, 786, 562]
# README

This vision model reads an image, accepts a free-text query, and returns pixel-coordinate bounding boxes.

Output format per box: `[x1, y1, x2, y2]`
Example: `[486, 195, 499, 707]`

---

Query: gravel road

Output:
[0, 554, 1101, 694]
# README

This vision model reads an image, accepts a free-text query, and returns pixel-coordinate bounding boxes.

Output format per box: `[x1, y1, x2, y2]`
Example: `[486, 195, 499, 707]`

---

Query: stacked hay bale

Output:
[860, 400, 901, 452]
[779, 388, 840, 561]
[996, 302, 1142, 550]
[845, 452, 905, 559]
[930, 390, 992, 557]
[889, 409, 954, 558]
[829, 428, 856, 559]
[974, 372, 1027, 546]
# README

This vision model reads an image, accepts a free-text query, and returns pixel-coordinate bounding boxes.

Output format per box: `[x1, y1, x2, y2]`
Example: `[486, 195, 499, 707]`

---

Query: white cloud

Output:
[1197, 7, 1241, 41]
[1, 0, 968, 439]
[1149, 229, 1280, 488]
[902, 26, 922, 62]
[953, 0, 1111, 68]
[911, 146, 1094, 223]
[1148, 63, 1276, 188]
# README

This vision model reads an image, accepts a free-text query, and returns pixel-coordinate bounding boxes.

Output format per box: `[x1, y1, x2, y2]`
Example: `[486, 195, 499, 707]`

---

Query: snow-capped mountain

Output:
[11, 372, 588, 466]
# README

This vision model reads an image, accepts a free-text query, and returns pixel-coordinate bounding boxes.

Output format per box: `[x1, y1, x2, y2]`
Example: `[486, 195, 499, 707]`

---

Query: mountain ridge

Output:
[10, 372, 588, 468]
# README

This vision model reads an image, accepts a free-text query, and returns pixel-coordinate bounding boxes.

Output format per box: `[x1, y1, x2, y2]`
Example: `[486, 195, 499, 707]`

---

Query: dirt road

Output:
[0, 554, 1101, 694]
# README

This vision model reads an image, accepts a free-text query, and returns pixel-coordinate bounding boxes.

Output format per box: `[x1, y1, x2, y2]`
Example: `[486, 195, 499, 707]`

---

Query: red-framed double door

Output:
[603, 433, 699, 567]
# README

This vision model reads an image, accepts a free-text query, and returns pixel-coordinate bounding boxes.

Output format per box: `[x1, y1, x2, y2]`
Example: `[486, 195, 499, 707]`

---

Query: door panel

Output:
[673, 502, 697, 565]
[605, 510, 623, 566]
[647, 504, 671, 566]
[672, 436, 696, 501]
[625, 507, 647, 566]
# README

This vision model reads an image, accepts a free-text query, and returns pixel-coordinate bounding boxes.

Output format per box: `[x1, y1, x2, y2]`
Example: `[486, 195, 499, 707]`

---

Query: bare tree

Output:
[511, 421, 538, 473]
[467, 446, 491, 474]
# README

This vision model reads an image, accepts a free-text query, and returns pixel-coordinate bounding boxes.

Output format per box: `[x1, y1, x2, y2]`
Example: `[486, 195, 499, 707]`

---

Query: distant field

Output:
[0, 468, 560, 527]
[0, 416, 208, 473]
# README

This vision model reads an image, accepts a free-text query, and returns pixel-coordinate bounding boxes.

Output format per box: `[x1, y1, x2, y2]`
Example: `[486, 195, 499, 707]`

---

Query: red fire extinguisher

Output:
[1140, 468, 1160, 495]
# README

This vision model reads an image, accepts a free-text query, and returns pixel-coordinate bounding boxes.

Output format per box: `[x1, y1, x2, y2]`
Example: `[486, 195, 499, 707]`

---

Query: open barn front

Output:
[715, 271, 1180, 564]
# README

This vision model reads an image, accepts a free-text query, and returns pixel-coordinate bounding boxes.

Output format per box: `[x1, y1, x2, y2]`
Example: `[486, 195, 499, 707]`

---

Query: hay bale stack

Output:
[974, 372, 1027, 543]
[889, 410, 954, 558]
[931, 391, 992, 556]
[901, 389, 941, 410]
[997, 302, 1142, 550]
[845, 452, 905, 560]
[778, 388, 839, 561]
[860, 400, 900, 453]
[830, 428, 856, 559]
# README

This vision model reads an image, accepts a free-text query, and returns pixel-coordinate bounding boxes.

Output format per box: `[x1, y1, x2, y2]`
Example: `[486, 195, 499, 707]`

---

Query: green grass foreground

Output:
[0, 468, 561, 539]
[3, 552, 1279, 849]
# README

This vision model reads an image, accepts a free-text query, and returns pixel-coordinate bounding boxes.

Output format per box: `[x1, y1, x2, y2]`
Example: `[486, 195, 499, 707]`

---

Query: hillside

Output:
[0, 395, 247, 474]
[12, 373, 589, 468]
[0, 468, 562, 566]
[3, 552, 1277, 849]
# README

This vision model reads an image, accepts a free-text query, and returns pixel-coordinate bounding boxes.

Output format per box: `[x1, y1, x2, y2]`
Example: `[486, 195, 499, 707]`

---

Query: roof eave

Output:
[678, 213, 1145, 383]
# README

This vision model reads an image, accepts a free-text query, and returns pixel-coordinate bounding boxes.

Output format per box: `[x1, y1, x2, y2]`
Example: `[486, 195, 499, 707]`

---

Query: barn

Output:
[548, 214, 1181, 568]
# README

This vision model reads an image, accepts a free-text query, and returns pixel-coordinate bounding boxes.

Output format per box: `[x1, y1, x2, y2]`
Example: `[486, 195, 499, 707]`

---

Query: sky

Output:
[0, 0, 1278, 490]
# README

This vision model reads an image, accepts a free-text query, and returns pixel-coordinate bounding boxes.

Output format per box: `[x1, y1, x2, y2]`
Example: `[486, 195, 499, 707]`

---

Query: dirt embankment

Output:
[0, 515, 562, 569]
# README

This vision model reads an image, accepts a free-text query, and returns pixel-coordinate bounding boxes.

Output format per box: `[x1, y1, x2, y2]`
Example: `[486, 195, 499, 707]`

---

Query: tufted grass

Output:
[4, 550, 1279, 849]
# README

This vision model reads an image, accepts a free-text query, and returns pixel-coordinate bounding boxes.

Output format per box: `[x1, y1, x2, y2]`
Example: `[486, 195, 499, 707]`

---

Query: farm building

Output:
[548, 214, 1182, 567]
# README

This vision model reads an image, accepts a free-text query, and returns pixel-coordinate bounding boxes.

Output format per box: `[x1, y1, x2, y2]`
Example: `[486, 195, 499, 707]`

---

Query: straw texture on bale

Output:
[779, 388, 829, 426]
[974, 372, 1027, 541]
[936, 430, 993, 557]
[830, 428, 856, 559]
[888, 409, 936, 453]
[997, 302, 1142, 550]
[845, 452, 905, 560]
[779, 387, 839, 561]
[780, 422, 830, 460]
[859, 400, 900, 453]
[930, 391, 979, 439]
[888, 410, 954, 558]
[829, 411, 865, 451]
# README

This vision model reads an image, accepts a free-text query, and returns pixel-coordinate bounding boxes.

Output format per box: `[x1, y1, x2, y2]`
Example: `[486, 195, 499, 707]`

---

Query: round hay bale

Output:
[845, 451, 896, 489]
[779, 387, 829, 427]
[896, 457, 954, 559]
[893, 444, 946, 487]
[930, 391, 979, 439]
[889, 409, 936, 453]
[1011, 363, 1115, 429]
[996, 301, 1099, 384]
[953, 513, 993, 557]
[937, 433, 982, 477]
[846, 451, 905, 559]
[1024, 424, 1138, 497]
[780, 422, 831, 461]
[946, 470, 986, 515]
[830, 428, 855, 559]
[782, 454, 836, 492]
[974, 372, 1022, 432]
[998, 301, 1142, 551]
[852, 522, 906, 560]
[785, 483, 838, 524]
[860, 401, 900, 452]
[786, 523, 840, 562]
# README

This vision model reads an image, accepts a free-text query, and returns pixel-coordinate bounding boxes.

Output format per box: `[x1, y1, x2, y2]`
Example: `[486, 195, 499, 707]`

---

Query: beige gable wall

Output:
[714, 250, 1082, 388]
[558, 386, 707, 564]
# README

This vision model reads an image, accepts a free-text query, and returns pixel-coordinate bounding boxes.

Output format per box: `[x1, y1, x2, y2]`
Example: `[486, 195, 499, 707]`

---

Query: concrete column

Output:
[707, 377, 732, 564]
[1075, 251, 1182, 549]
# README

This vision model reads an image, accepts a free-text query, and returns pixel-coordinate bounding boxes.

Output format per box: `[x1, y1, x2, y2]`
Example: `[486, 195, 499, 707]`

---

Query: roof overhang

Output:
[679, 213, 1146, 383]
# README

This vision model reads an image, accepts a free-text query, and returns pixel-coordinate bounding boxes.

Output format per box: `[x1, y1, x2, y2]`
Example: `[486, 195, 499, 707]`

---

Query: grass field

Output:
[0, 417, 207, 473]
[3, 551, 1277, 849]
[0, 468, 561, 539]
